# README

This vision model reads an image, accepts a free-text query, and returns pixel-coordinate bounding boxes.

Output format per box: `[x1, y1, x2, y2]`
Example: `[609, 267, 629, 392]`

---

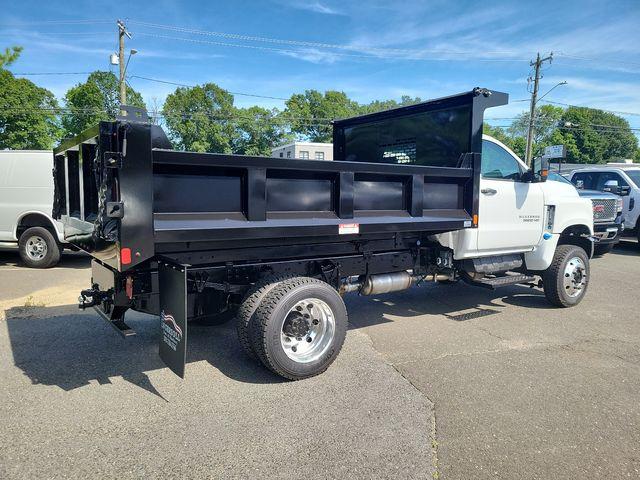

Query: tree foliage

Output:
[162, 83, 238, 153]
[0, 49, 61, 149]
[62, 71, 145, 137]
[559, 107, 638, 163]
[0, 46, 23, 69]
[233, 106, 289, 156]
[283, 90, 360, 142]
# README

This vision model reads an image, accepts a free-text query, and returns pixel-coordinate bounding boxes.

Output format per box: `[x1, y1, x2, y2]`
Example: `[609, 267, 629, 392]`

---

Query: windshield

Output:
[548, 171, 575, 186]
[625, 170, 640, 188]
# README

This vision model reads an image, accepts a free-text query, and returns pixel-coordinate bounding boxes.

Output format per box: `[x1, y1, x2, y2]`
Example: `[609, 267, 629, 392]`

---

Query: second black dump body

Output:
[53, 88, 507, 377]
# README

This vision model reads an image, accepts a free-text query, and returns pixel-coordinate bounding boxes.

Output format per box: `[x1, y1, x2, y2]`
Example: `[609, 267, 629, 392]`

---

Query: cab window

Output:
[572, 171, 628, 190]
[481, 140, 523, 180]
[595, 172, 628, 189]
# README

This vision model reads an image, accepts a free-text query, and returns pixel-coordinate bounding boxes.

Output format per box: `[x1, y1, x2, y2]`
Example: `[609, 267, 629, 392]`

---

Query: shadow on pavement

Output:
[346, 281, 549, 329]
[609, 239, 639, 257]
[4, 304, 283, 399]
[5, 279, 550, 397]
[0, 251, 91, 269]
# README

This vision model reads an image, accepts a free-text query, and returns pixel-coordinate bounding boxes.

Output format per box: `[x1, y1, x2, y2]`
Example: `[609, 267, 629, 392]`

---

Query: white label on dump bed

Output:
[339, 223, 360, 235]
[464, 220, 472, 227]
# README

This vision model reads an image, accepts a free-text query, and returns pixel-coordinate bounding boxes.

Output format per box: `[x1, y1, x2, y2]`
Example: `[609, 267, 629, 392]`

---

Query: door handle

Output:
[481, 188, 497, 195]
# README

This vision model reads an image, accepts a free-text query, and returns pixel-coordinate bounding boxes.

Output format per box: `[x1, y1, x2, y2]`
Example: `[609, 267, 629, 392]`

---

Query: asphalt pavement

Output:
[0, 241, 639, 479]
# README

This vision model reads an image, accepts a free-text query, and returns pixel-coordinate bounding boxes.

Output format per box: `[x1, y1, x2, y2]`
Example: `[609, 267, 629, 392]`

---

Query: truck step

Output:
[93, 306, 136, 337]
[468, 273, 536, 290]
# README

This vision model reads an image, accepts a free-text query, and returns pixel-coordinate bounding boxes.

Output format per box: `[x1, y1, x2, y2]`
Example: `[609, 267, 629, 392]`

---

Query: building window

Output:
[279, 152, 283, 158]
[300, 151, 309, 159]
[315, 151, 325, 160]
[286, 151, 291, 158]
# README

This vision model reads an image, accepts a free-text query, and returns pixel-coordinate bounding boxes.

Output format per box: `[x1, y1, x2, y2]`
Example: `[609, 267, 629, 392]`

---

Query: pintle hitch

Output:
[78, 284, 112, 309]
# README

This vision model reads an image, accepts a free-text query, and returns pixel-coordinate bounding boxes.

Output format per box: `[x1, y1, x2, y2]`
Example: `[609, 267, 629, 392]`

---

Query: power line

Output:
[129, 20, 524, 59]
[2, 105, 638, 133]
[0, 20, 111, 26]
[0, 31, 112, 36]
[127, 75, 289, 101]
[10, 72, 94, 76]
[538, 99, 640, 117]
[555, 53, 640, 69]
[133, 31, 528, 63]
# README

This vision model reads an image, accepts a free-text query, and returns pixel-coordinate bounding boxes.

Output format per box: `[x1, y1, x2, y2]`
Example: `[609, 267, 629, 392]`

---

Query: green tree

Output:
[233, 106, 288, 156]
[0, 46, 22, 68]
[483, 124, 526, 158]
[0, 48, 61, 149]
[283, 90, 360, 142]
[560, 107, 638, 163]
[508, 105, 564, 157]
[62, 71, 145, 137]
[360, 95, 422, 115]
[483, 124, 510, 144]
[162, 83, 237, 153]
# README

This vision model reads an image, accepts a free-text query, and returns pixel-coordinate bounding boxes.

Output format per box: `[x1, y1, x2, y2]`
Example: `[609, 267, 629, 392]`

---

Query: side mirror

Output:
[603, 179, 619, 193]
[618, 185, 631, 196]
[529, 157, 549, 182]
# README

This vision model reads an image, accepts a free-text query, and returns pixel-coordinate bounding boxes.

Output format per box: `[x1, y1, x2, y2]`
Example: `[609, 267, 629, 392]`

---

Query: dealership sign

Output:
[544, 145, 566, 159]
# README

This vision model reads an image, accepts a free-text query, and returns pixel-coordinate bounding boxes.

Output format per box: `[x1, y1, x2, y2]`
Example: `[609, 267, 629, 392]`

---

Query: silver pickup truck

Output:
[549, 172, 624, 255]
[567, 166, 640, 247]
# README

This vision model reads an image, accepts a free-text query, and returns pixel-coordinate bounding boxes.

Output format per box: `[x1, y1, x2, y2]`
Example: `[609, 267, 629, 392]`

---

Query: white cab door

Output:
[476, 139, 544, 254]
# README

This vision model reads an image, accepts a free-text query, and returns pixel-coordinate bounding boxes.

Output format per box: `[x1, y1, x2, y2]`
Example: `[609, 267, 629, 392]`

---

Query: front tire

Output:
[18, 227, 61, 268]
[543, 245, 589, 307]
[250, 277, 348, 380]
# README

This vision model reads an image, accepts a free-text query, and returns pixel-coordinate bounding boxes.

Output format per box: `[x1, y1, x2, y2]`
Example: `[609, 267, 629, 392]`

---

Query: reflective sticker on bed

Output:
[339, 223, 359, 235]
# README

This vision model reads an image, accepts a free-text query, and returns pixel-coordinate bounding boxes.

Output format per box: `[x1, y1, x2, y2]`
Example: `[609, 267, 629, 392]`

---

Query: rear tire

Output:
[250, 277, 348, 380]
[543, 245, 589, 307]
[18, 227, 61, 268]
[593, 243, 614, 256]
[236, 274, 295, 359]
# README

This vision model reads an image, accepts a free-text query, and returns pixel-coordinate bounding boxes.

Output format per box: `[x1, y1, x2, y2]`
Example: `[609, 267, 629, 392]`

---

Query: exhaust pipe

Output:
[340, 271, 452, 296]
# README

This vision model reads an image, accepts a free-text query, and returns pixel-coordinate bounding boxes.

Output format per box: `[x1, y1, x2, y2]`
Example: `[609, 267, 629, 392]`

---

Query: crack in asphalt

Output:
[389, 361, 440, 480]
[355, 328, 440, 480]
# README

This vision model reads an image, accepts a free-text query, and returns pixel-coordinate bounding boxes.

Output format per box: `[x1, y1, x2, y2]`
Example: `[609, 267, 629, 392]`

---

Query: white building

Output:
[271, 142, 333, 161]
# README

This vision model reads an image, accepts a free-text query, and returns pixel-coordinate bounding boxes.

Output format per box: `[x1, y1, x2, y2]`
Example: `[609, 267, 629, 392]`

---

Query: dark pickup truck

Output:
[53, 88, 577, 380]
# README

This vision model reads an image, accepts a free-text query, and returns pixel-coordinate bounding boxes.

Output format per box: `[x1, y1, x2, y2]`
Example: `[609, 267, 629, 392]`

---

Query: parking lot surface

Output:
[0, 242, 639, 479]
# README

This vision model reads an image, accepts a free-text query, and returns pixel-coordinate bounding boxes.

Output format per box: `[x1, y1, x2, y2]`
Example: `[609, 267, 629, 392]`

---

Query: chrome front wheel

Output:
[563, 256, 587, 298]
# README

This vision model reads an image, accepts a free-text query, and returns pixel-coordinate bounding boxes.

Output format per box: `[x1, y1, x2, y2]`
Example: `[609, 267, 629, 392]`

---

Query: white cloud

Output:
[275, 0, 344, 16]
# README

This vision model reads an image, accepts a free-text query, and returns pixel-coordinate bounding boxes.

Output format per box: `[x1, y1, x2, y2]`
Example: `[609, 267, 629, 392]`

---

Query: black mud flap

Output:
[158, 260, 188, 378]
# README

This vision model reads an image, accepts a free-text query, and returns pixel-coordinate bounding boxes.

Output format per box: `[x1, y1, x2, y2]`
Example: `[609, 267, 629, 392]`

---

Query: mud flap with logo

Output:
[158, 260, 188, 378]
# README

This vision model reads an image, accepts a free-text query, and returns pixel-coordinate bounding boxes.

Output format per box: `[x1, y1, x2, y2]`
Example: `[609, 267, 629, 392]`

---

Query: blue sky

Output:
[2, 0, 640, 135]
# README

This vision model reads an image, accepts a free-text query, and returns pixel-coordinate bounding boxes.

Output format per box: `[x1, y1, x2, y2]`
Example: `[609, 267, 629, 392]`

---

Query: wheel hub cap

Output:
[26, 236, 47, 261]
[280, 298, 335, 363]
[563, 256, 587, 298]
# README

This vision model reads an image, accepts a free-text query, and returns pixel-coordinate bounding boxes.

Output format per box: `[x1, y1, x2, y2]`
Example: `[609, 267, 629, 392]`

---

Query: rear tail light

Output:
[121, 247, 132, 265]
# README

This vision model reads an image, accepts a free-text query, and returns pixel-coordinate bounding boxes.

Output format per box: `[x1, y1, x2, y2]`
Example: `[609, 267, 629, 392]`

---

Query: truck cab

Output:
[437, 135, 594, 272]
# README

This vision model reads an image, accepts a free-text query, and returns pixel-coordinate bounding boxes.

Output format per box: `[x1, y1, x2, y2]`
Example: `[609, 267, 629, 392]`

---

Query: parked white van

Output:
[0, 150, 67, 268]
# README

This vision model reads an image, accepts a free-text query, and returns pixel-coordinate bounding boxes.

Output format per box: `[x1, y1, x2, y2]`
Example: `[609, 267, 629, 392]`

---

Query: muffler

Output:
[340, 271, 452, 296]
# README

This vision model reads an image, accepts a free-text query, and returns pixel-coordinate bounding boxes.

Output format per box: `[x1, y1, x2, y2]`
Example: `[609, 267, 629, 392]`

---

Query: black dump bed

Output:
[53, 88, 507, 272]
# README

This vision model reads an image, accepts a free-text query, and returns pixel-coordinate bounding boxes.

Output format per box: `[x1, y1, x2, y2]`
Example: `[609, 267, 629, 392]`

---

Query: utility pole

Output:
[525, 52, 553, 166]
[117, 20, 131, 110]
